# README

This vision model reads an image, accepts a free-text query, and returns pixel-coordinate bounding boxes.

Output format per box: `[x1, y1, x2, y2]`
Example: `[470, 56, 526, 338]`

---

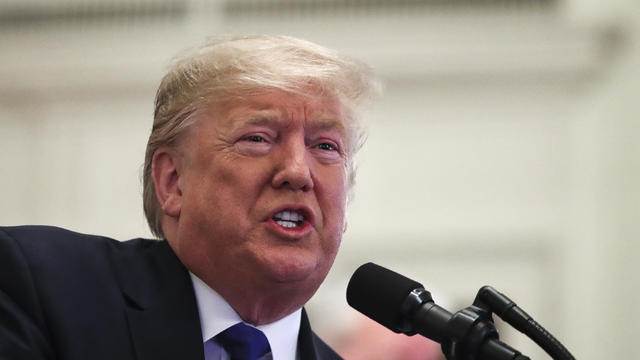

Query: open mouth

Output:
[272, 210, 306, 228]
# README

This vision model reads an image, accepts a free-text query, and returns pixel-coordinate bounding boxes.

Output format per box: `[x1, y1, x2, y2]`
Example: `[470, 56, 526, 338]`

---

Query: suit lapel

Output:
[113, 239, 204, 360]
[111, 239, 341, 360]
[297, 308, 318, 359]
[298, 308, 343, 360]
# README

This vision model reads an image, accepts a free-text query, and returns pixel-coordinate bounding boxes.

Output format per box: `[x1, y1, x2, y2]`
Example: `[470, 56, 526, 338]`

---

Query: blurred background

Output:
[1, 0, 638, 359]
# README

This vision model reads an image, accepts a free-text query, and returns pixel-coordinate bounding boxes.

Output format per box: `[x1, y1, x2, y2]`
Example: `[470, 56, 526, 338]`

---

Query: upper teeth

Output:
[273, 210, 305, 222]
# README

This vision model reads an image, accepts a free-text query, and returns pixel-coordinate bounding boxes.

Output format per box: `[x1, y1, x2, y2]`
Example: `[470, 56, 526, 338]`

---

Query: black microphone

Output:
[347, 262, 529, 360]
[346, 262, 452, 342]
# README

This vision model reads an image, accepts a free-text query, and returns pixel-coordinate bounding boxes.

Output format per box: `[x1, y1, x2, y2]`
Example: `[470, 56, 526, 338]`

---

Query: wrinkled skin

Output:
[153, 91, 351, 324]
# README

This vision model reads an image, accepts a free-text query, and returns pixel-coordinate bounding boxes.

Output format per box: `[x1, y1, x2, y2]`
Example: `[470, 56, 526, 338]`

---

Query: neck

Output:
[197, 270, 312, 325]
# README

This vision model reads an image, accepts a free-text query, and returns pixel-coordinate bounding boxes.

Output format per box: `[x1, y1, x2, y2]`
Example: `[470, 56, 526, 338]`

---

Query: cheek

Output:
[197, 158, 268, 199]
[323, 167, 348, 209]
[182, 166, 251, 233]
[317, 169, 348, 238]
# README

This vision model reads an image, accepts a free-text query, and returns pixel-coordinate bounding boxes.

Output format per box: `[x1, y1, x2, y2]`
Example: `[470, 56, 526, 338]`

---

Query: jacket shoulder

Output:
[0, 225, 159, 262]
[0, 225, 163, 301]
[0, 225, 167, 360]
[1, 225, 156, 247]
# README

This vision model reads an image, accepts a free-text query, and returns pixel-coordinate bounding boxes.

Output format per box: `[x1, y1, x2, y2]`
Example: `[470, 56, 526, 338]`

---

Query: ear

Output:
[343, 220, 348, 234]
[151, 147, 183, 218]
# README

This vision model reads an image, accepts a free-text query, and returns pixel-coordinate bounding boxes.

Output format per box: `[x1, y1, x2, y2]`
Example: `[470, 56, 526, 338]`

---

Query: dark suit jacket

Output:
[0, 226, 341, 360]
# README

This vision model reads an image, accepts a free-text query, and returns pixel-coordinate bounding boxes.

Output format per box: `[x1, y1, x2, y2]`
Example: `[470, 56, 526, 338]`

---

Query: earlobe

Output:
[152, 148, 182, 218]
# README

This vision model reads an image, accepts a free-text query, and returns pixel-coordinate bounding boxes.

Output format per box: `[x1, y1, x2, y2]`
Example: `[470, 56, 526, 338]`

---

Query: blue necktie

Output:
[215, 322, 271, 360]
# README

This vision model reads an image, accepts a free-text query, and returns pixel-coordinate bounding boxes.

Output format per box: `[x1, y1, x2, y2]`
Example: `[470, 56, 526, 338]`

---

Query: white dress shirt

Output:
[190, 273, 301, 360]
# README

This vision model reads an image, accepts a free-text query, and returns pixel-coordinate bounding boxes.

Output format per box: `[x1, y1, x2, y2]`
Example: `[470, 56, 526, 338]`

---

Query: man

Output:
[0, 35, 378, 359]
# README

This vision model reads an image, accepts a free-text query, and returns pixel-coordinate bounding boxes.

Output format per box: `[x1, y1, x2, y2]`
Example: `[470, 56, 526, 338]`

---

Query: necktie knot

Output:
[215, 322, 271, 360]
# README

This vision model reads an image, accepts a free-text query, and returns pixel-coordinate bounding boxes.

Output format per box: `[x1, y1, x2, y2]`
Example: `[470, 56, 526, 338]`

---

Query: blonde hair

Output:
[143, 35, 380, 238]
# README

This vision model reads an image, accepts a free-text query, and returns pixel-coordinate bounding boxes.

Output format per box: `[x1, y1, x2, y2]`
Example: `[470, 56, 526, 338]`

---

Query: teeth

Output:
[276, 220, 298, 228]
[273, 210, 306, 229]
[273, 210, 305, 222]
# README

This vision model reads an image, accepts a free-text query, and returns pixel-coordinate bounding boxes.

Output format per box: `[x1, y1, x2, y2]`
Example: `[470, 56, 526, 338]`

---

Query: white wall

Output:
[1, 1, 638, 358]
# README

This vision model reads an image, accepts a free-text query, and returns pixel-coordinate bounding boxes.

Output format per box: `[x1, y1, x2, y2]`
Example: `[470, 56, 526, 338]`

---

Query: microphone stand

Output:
[430, 286, 575, 360]
[472, 286, 575, 360]
[439, 302, 529, 360]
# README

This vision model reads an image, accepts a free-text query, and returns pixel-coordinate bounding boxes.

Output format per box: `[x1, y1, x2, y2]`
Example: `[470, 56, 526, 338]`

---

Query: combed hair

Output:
[143, 35, 380, 238]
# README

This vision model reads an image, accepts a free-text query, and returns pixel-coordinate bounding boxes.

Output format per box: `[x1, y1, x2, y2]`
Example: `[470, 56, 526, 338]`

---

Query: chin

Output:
[262, 252, 327, 285]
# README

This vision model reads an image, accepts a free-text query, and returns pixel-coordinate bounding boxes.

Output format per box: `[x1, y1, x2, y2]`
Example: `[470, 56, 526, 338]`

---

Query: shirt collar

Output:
[190, 272, 301, 360]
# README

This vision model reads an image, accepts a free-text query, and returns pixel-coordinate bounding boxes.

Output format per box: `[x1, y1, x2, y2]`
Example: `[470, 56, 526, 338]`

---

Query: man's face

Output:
[170, 91, 349, 307]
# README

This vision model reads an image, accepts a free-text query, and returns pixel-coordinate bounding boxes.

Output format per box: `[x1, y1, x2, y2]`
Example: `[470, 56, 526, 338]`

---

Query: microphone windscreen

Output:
[346, 262, 424, 332]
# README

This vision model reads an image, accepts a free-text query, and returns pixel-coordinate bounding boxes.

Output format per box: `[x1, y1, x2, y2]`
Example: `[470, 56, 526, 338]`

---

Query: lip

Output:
[266, 204, 315, 238]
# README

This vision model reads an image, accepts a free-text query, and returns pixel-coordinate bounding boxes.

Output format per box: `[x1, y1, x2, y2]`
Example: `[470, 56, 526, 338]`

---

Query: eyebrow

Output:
[232, 110, 346, 134]
[227, 110, 281, 132]
[305, 118, 346, 134]
[244, 113, 281, 126]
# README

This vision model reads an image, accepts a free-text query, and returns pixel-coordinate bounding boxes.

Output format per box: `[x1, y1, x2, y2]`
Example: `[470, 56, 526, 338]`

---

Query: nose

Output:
[271, 140, 314, 191]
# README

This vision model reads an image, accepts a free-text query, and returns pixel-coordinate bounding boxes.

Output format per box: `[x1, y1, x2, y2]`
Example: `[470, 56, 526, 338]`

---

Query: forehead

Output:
[209, 91, 351, 130]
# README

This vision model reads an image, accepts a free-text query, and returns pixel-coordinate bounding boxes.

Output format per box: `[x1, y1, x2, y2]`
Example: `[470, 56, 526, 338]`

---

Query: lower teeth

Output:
[276, 220, 299, 228]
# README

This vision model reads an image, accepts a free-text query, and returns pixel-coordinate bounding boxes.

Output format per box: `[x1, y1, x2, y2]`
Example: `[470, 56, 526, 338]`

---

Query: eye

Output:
[235, 133, 272, 157]
[245, 135, 265, 142]
[316, 142, 337, 151]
